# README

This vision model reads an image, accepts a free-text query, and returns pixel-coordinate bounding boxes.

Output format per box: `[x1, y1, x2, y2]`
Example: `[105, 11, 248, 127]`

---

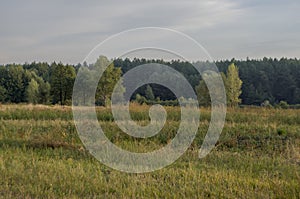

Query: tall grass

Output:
[0, 104, 299, 198]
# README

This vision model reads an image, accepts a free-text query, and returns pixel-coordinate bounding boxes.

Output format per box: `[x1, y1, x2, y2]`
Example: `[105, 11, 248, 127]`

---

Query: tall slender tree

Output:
[226, 63, 242, 107]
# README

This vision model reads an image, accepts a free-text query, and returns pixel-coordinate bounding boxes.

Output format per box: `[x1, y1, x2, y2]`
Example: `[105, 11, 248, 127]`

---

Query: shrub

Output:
[289, 104, 300, 109]
[278, 101, 289, 109]
[261, 100, 273, 108]
[135, 94, 147, 105]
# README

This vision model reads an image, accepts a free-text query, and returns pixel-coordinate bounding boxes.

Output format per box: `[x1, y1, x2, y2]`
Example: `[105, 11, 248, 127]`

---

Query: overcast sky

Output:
[0, 0, 299, 64]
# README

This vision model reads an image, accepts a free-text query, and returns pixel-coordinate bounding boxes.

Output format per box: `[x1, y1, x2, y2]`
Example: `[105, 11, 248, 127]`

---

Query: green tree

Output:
[0, 85, 7, 102]
[195, 80, 210, 106]
[26, 79, 39, 104]
[95, 56, 122, 106]
[196, 72, 226, 107]
[38, 81, 51, 104]
[226, 63, 242, 107]
[73, 66, 95, 105]
[50, 63, 76, 105]
[145, 85, 155, 101]
[6, 65, 26, 103]
[29, 71, 51, 104]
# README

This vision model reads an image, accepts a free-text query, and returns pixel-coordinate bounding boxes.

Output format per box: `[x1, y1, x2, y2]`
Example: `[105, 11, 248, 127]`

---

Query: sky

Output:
[0, 0, 299, 64]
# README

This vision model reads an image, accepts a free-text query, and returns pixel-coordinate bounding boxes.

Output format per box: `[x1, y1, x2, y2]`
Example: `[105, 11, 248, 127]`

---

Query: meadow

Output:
[0, 104, 299, 198]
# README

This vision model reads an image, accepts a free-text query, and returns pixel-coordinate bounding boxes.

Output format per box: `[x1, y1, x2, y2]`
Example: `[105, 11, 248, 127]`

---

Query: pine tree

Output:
[50, 63, 76, 105]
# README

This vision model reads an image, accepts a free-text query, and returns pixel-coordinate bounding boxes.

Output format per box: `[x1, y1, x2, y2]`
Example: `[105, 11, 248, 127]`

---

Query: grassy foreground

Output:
[0, 104, 299, 198]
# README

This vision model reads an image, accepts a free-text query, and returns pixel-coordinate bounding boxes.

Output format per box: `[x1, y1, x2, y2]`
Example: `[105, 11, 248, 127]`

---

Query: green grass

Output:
[0, 104, 299, 198]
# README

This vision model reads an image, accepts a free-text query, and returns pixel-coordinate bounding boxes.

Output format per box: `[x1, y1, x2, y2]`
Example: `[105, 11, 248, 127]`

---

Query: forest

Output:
[0, 57, 299, 107]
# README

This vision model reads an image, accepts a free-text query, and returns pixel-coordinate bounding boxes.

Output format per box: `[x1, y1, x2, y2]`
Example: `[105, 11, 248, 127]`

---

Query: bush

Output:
[64, 100, 72, 106]
[278, 101, 289, 109]
[261, 100, 273, 108]
[135, 94, 147, 105]
[289, 104, 300, 109]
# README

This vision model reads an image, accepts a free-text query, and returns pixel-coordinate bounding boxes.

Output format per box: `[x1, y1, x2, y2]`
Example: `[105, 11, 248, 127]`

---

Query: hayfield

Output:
[0, 104, 299, 198]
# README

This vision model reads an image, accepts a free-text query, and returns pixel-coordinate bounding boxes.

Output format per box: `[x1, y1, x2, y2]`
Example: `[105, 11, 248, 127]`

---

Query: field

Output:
[0, 104, 299, 198]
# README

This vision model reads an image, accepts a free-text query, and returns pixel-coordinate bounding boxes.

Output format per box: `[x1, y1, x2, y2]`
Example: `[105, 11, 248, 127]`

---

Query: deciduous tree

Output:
[26, 79, 39, 104]
[226, 63, 242, 107]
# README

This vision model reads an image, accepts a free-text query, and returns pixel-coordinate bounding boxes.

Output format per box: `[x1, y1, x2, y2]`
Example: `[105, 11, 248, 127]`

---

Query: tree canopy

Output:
[0, 57, 300, 106]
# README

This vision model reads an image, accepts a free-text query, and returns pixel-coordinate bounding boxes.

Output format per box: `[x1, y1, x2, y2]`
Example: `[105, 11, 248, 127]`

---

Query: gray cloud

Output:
[0, 0, 299, 64]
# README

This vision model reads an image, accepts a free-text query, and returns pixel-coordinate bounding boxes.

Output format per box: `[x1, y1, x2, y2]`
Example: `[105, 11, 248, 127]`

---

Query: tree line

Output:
[0, 56, 299, 106]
